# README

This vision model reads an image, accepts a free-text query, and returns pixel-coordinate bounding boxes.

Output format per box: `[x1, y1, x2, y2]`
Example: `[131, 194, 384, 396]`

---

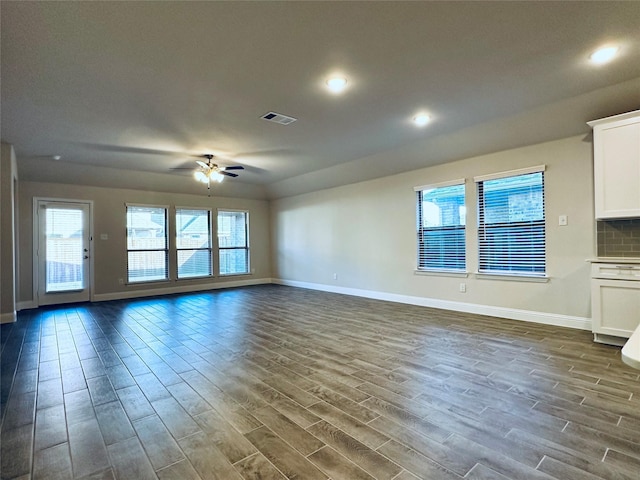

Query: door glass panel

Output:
[45, 207, 84, 292]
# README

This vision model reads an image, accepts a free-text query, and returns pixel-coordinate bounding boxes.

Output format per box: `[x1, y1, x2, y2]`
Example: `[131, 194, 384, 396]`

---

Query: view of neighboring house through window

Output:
[217, 210, 249, 275]
[416, 181, 466, 271]
[476, 167, 546, 276]
[126, 205, 168, 283]
[176, 208, 212, 279]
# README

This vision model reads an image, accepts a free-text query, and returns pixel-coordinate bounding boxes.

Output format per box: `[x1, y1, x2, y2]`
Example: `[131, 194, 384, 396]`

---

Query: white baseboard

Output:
[17, 300, 38, 311]
[92, 277, 273, 303]
[15, 278, 592, 332]
[273, 278, 592, 331]
[0, 311, 17, 324]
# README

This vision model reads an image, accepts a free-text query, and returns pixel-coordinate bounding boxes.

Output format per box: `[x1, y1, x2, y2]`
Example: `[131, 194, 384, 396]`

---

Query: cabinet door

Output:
[591, 279, 640, 338]
[594, 118, 640, 219]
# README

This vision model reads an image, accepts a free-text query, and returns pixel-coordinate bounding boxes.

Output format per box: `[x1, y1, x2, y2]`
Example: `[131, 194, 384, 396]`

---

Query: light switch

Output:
[100, 233, 109, 240]
[558, 215, 568, 226]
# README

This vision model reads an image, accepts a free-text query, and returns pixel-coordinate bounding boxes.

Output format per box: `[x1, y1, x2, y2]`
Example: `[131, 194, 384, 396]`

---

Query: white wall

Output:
[271, 135, 596, 329]
[18, 181, 271, 305]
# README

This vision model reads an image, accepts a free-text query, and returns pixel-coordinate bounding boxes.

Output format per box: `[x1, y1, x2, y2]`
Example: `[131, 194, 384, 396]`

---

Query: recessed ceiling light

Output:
[413, 113, 431, 127]
[589, 45, 619, 65]
[52, 155, 62, 161]
[326, 76, 348, 94]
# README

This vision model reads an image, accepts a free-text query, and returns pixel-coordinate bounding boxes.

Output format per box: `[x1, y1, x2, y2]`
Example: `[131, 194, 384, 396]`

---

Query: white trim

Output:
[414, 269, 469, 278]
[0, 311, 17, 324]
[272, 278, 591, 331]
[92, 277, 272, 302]
[414, 178, 465, 192]
[216, 207, 249, 214]
[475, 272, 550, 283]
[473, 165, 546, 183]
[587, 109, 640, 128]
[33, 197, 95, 307]
[125, 202, 171, 209]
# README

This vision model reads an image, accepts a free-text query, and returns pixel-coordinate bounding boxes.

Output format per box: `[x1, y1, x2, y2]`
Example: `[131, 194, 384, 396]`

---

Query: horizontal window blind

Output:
[176, 208, 212, 279]
[44, 207, 84, 292]
[218, 210, 249, 275]
[477, 171, 545, 275]
[126, 205, 168, 282]
[416, 183, 466, 271]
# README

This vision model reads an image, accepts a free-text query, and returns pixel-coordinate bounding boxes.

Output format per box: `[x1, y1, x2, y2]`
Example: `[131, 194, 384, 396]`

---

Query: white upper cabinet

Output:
[588, 110, 640, 219]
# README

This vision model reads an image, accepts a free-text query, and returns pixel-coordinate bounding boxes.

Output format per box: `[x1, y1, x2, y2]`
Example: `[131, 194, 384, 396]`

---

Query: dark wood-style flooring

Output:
[1, 284, 639, 480]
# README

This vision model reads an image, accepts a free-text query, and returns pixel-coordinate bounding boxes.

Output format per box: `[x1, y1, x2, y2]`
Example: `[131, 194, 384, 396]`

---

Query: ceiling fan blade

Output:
[221, 171, 239, 177]
[196, 160, 209, 168]
[223, 165, 244, 170]
[78, 142, 184, 156]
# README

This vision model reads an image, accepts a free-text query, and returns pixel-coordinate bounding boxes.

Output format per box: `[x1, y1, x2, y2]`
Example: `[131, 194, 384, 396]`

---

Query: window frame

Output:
[414, 179, 467, 274]
[217, 209, 250, 276]
[126, 203, 169, 284]
[474, 165, 547, 279]
[175, 207, 213, 280]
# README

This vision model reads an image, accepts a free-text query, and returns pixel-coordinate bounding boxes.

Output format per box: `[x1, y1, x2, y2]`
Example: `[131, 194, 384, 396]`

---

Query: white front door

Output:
[37, 200, 92, 305]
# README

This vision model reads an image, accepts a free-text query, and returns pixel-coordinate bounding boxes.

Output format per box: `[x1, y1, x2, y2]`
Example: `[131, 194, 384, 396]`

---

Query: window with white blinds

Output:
[176, 208, 212, 279]
[415, 181, 466, 271]
[476, 167, 546, 276]
[126, 205, 169, 283]
[217, 210, 249, 275]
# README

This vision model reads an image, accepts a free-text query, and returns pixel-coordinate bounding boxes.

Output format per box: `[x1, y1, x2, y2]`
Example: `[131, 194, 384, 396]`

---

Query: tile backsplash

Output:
[597, 219, 640, 257]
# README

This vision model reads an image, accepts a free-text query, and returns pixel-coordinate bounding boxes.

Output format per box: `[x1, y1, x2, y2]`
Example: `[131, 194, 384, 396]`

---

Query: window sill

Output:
[126, 279, 172, 286]
[219, 272, 252, 277]
[176, 275, 214, 282]
[415, 269, 469, 278]
[475, 272, 549, 283]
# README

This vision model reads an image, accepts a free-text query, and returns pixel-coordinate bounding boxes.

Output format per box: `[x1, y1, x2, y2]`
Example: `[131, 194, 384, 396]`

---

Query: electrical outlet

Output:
[118, 278, 124, 285]
[558, 215, 568, 226]
[459, 283, 466, 293]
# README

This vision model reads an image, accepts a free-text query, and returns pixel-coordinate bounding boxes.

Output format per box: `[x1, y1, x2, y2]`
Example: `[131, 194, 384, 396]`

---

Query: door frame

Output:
[33, 197, 95, 306]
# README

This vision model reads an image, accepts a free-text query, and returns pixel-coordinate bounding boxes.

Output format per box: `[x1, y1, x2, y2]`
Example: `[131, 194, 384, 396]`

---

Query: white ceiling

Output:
[2, 1, 640, 199]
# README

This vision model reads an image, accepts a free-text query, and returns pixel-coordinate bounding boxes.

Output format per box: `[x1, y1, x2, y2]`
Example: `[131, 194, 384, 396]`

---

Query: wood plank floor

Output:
[1, 284, 639, 480]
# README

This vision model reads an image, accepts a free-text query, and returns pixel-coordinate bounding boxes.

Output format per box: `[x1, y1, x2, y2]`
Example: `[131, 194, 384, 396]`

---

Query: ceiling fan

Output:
[192, 154, 244, 193]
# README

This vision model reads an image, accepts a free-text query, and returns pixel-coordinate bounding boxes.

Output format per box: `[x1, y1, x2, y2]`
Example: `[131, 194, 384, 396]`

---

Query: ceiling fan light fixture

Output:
[211, 171, 224, 183]
[326, 76, 348, 94]
[589, 45, 619, 65]
[413, 113, 431, 127]
[194, 170, 208, 183]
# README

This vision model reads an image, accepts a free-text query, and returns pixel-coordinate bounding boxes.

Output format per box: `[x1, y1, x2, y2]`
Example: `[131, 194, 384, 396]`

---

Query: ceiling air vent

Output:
[261, 111, 297, 125]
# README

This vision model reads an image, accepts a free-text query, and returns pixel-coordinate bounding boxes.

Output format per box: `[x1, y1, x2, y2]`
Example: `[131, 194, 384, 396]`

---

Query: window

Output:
[416, 181, 466, 271]
[217, 210, 249, 275]
[476, 167, 545, 276]
[176, 208, 212, 279]
[126, 205, 168, 283]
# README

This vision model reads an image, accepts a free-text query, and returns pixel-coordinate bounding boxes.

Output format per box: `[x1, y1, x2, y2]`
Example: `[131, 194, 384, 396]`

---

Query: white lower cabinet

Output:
[591, 262, 640, 345]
